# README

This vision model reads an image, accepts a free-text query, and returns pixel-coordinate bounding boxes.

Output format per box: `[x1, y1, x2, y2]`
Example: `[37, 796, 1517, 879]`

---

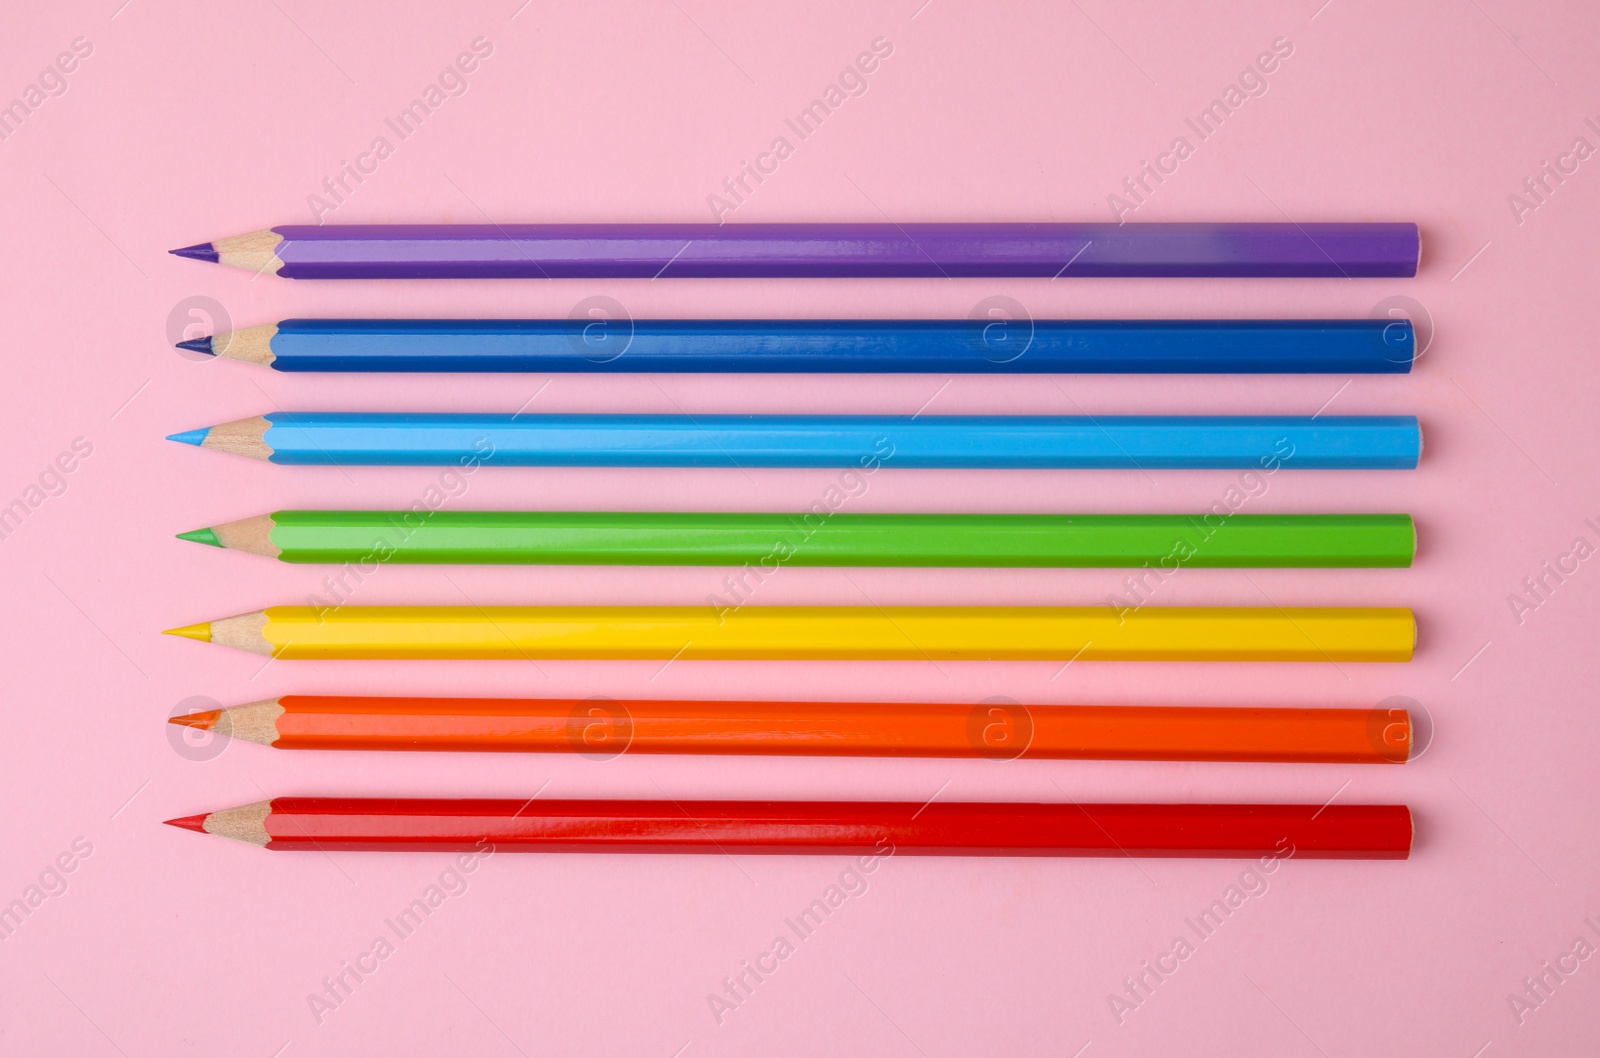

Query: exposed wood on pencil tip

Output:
[168, 230, 284, 272]
[167, 801, 272, 846]
[212, 323, 278, 366]
[204, 415, 274, 460]
[167, 416, 273, 460]
[212, 514, 281, 557]
[164, 611, 272, 655]
[210, 611, 274, 656]
[174, 324, 280, 364]
[182, 699, 284, 746]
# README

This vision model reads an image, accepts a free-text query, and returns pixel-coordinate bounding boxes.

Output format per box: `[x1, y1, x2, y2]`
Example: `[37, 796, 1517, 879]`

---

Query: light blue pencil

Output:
[167, 413, 1421, 469]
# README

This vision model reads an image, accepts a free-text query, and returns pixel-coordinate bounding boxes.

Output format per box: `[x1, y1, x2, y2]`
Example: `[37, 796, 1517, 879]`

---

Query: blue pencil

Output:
[167, 413, 1421, 469]
[177, 318, 1415, 374]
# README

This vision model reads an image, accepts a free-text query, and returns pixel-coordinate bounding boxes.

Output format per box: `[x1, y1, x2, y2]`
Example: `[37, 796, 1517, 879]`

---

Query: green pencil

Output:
[176, 512, 1415, 568]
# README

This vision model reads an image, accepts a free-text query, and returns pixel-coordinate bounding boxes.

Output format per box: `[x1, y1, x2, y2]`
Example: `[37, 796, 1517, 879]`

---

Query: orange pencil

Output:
[170, 695, 1412, 763]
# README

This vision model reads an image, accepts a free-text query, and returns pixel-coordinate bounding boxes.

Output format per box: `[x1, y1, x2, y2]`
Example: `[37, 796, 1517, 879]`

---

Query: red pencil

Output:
[165, 799, 1413, 858]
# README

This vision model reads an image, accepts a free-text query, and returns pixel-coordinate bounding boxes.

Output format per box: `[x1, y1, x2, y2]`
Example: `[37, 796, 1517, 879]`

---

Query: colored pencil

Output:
[168, 223, 1421, 279]
[177, 511, 1417, 568]
[162, 605, 1416, 661]
[179, 318, 1416, 373]
[170, 695, 1414, 763]
[164, 798, 1414, 857]
[164, 413, 1422, 469]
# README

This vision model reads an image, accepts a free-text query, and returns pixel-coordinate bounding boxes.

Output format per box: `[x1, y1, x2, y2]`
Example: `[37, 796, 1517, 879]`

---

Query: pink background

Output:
[3, 1, 1597, 1054]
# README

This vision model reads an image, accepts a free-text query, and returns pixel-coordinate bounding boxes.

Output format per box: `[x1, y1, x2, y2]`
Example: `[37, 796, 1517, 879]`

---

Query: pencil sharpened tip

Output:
[166, 427, 208, 446]
[169, 709, 221, 731]
[163, 622, 212, 643]
[176, 336, 214, 356]
[176, 527, 222, 548]
[169, 242, 219, 263]
[164, 813, 210, 833]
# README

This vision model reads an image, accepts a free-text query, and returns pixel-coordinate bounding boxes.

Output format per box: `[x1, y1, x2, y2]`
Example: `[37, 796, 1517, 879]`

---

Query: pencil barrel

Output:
[248, 413, 1421, 469]
[258, 798, 1414, 858]
[272, 697, 1411, 763]
[261, 222, 1421, 279]
[251, 605, 1416, 661]
[265, 512, 1415, 568]
[265, 318, 1415, 373]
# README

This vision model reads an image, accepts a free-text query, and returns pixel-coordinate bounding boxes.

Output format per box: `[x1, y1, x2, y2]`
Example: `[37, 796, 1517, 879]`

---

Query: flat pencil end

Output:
[176, 336, 214, 356]
[166, 427, 209, 446]
[176, 527, 222, 548]
[163, 622, 212, 643]
[169, 242, 220, 263]
[163, 813, 209, 833]
[169, 709, 220, 731]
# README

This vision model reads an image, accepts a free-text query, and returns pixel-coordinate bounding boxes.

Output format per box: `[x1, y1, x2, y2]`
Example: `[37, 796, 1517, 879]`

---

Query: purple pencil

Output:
[170, 223, 1420, 279]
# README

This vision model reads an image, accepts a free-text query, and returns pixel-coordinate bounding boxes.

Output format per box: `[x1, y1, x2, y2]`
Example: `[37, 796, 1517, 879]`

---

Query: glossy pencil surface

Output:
[172, 222, 1422, 279]
[174, 695, 1413, 763]
[186, 511, 1416, 568]
[166, 798, 1413, 858]
[210, 318, 1416, 373]
[163, 605, 1417, 661]
[167, 413, 1423, 469]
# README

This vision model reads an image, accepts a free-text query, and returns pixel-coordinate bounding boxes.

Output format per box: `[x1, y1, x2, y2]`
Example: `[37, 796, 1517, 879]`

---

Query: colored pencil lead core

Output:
[163, 813, 209, 832]
[165, 428, 208, 446]
[176, 527, 222, 548]
[169, 242, 219, 263]
[162, 622, 212, 642]
[176, 335, 214, 355]
[168, 709, 220, 731]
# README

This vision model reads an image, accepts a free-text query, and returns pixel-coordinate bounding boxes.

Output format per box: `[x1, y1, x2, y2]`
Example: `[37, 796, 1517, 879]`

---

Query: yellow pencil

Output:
[162, 606, 1415, 661]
